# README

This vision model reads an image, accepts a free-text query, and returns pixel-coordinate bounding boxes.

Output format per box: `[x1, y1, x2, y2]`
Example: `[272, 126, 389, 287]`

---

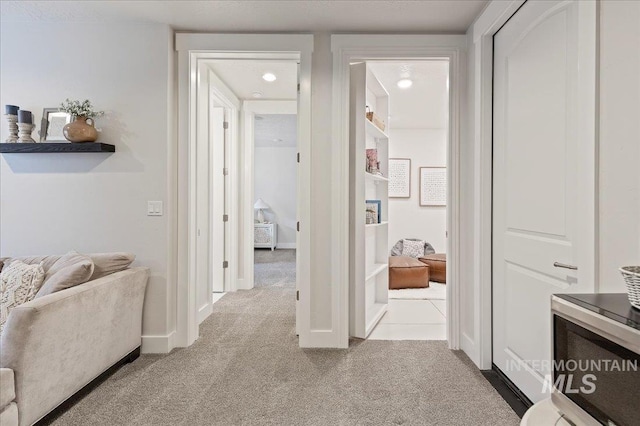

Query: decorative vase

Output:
[63, 116, 98, 143]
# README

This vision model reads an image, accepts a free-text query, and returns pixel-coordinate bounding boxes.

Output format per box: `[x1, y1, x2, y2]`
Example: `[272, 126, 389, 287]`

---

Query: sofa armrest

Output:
[0, 368, 15, 409]
[0, 267, 149, 426]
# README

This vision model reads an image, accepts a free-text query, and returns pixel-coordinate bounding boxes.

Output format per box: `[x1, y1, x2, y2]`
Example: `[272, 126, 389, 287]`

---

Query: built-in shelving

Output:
[365, 119, 389, 140]
[349, 63, 390, 339]
[0, 143, 115, 153]
[365, 172, 389, 182]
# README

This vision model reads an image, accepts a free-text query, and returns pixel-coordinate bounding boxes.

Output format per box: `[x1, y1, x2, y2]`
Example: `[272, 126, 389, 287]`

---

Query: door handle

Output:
[554, 262, 578, 270]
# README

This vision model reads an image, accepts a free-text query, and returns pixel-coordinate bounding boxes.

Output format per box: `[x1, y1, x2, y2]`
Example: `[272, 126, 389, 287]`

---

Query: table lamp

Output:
[254, 198, 270, 223]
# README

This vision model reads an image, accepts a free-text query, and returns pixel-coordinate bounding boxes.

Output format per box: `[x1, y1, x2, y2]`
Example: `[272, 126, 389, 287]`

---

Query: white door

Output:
[493, 0, 596, 402]
[211, 107, 226, 293]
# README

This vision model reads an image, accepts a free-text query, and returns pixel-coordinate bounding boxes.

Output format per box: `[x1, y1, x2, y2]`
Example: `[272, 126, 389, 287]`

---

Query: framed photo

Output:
[365, 199, 381, 224]
[365, 148, 378, 174]
[419, 167, 447, 206]
[388, 158, 411, 198]
[40, 108, 72, 142]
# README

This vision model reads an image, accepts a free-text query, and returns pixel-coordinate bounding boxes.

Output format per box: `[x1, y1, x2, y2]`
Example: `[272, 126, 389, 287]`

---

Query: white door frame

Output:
[331, 35, 467, 348]
[175, 34, 313, 348]
[241, 99, 298, 292]
[468, 0, 528, 369]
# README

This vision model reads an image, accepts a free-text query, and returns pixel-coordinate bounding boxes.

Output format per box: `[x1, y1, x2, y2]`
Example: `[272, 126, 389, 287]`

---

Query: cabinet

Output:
[349, 63, 390, 338]
[254, 223, 277, 250]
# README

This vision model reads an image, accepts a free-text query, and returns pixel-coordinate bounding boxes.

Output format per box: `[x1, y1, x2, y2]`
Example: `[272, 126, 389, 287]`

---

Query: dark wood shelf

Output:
[0, 143, 115, 153]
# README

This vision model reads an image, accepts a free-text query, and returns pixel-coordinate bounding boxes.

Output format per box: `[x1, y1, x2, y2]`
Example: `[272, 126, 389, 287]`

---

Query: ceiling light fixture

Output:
[262, 73, 277, 82]
[252, 91, 263, 98]
[397, 79, 413, 89]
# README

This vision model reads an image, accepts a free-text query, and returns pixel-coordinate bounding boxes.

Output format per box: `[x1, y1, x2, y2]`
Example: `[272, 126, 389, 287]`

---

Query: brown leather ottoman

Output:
[388, 256, 430, 289]
[419, 253, 446, 283]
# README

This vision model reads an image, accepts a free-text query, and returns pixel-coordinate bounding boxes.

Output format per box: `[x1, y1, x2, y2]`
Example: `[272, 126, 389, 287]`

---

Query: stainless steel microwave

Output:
[551, 294, 640, 426]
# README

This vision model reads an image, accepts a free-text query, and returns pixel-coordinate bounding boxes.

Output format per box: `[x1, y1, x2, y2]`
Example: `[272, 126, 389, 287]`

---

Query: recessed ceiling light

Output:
[273, 138, 283, 142]
[252, 91, 263, 98]
[255, 115, 264, 120]
[397, 79, 413, 89]
[262, 73, 277, 82]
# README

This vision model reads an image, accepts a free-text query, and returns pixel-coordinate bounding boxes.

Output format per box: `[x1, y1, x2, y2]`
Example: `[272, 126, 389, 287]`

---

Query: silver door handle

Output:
[554, 262, 577, 270]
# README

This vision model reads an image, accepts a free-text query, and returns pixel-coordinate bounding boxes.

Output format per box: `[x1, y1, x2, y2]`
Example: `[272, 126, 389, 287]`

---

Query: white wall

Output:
[254, 147, 297, 247]
[388, 129, 447, 254]
[598, 0, 640, 293]
[0, 22, 174, 353]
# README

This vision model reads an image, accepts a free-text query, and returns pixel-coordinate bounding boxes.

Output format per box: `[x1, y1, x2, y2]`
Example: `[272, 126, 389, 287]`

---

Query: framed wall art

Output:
[388, 158, 411, 198]
[40, 108, 72, 142]
[419, 167, 447, 206]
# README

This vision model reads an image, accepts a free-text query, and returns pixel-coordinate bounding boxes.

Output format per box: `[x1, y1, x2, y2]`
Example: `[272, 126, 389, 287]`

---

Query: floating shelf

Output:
[0, 143, 115, 153]
[365, 119, 389, 140]
[365, 172, 389, 182]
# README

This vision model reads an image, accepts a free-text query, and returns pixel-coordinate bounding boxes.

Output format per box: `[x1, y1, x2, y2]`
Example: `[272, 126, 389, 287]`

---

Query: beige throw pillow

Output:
[88, 252, 135, 280]
[401, 239, 426, 258]
[0, 261, 46, 333]
[35, 252, 94, 298]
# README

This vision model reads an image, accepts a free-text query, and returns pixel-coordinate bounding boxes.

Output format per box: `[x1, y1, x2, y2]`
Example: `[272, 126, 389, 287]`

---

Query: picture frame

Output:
[365, 199, 382, 224]
[40, 108, 72, 142]
[388, 158, 411, 198]
[365, 148, 378, 174]
[419, 167, 447, 206]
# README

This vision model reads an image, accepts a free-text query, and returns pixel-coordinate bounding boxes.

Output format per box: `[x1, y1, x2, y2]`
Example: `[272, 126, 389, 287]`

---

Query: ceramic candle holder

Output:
[5, 114, 19, 143]
[17, 122, 36, 143]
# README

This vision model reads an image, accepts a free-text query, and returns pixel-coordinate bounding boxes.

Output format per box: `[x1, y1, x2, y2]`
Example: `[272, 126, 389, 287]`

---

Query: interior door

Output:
[493, 0, 596, 402]
[212, 106, 226, 293]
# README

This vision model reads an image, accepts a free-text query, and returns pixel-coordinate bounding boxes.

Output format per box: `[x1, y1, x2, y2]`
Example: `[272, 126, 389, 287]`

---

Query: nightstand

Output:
[254, 222, 277, 250]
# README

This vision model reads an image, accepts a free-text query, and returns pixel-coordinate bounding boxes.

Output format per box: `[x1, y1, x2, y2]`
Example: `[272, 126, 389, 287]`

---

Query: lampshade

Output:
[254, 198, 270, 210]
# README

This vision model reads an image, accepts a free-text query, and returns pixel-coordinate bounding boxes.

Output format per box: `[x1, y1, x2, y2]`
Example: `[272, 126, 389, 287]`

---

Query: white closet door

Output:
[493, 0, 596, 402]
[212, 107, 226, 294]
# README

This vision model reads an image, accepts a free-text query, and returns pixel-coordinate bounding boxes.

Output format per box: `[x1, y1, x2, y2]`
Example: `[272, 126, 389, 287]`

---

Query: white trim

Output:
[175, 33, 313, 348]
[276, 243, 297, 249]
[468, 0, 525, 370]
[141, 331, 176, 354]
[331, 34, 467, 349]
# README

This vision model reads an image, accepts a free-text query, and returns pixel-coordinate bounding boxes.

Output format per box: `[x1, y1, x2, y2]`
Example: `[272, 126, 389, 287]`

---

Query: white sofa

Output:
[0, 267, 149, 426]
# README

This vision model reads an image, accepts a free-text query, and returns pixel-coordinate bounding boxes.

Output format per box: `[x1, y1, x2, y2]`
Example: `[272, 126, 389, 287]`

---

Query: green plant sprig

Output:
[59, 99, 104, 118]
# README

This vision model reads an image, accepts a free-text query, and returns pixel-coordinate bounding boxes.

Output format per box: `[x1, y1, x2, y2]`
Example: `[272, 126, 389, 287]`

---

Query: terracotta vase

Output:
[63, 116, 98, 143]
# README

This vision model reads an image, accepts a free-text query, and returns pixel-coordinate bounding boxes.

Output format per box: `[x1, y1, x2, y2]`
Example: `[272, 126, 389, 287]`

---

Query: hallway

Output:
[49, 283, 518, 425]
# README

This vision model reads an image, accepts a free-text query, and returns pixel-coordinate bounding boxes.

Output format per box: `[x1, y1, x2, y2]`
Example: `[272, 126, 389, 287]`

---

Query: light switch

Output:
[147, 201, 163, 216]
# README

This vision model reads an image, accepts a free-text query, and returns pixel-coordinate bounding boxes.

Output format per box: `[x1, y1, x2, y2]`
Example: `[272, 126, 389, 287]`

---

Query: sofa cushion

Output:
[0, 403, 17, 426]
[389, 256, 430, 289]
[2, 255, 62, 272]
[0, 369, 15, 408]
[35, 252, 94, 298]
[419, 253, 447, 284]
[88, 252, 135, 280]
[0, 261, 45, 333]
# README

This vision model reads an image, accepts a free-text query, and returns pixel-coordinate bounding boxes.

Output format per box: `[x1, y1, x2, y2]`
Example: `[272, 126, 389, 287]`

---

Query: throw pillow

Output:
[88, 252, 135, 280]
[401, 239, 425, 258]
[0, 261, 46, 333]
[35, 251, 94, 298]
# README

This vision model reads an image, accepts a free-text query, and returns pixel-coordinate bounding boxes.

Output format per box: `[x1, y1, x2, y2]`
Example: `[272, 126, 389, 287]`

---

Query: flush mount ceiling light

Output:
[252, 91, 263, 98]
[397, 78, 413, 89]
[262, 73, 277, 82]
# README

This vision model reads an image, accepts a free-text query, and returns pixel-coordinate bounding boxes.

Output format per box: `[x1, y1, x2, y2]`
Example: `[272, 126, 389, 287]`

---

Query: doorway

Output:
[360, 60, 450, 341]
[175, 34, 313, 349]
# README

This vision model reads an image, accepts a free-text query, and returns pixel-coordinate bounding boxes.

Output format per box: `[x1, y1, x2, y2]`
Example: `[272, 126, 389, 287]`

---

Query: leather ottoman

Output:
[389, 256, 430, 289]
[419, 253, 446, 283]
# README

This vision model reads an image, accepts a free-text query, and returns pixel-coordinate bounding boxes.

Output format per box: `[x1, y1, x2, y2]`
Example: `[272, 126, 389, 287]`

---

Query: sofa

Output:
[0, 254, 148, 426]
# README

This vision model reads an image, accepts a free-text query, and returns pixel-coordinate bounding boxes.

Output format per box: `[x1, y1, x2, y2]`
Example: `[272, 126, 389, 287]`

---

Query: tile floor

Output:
[368, 297, 447, 340]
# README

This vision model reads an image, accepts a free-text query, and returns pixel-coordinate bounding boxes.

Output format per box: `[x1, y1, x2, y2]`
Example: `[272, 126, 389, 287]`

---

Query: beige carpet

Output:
[49, 284, 519, 426]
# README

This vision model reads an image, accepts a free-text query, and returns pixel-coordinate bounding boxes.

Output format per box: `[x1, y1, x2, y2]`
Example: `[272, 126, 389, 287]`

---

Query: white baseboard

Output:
[198, 304, 212, 324]
[276, 243, 297, 249]
[141, 331, 176, 354]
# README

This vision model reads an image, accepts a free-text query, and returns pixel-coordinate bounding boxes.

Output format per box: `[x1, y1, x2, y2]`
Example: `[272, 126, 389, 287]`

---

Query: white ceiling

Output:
[255, 114, 297, 148]
[0, 1, 487, 33]
[207, 60, 297, 101]
[368, 61, 449, 129]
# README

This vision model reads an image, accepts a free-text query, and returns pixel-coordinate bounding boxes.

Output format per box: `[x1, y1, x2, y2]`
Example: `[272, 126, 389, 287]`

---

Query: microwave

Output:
[551, 294, 640, 426]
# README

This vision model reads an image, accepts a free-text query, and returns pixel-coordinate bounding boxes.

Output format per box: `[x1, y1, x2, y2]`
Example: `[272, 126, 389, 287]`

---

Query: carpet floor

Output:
[254, 249, 296, 288]
[49, 263, 519, 425]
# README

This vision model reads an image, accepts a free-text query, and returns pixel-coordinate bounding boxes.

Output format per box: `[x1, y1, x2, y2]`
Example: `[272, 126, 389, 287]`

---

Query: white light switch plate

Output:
[147, 201, 163, 216]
